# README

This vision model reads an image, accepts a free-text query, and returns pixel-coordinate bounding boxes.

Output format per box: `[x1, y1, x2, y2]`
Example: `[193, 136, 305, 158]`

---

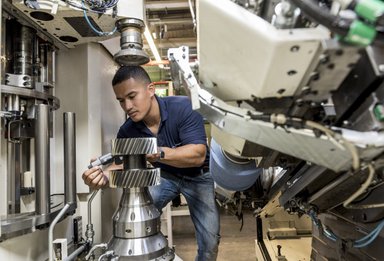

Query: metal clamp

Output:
[7, 119, 23, 144]
[85, 243, 108, 260]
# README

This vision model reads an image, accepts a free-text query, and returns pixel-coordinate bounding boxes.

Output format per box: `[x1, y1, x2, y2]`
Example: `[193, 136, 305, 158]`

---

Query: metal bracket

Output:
[167, 46, 200, 109]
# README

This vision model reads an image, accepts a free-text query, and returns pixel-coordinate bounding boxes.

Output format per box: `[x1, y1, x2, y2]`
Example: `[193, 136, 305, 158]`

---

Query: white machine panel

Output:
[12, 0, 117, 48]
[198, 0, 330, 101]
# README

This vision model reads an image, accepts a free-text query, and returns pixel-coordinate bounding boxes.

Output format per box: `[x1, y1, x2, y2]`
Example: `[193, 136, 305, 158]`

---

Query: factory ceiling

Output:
[145, 0, 197, 60]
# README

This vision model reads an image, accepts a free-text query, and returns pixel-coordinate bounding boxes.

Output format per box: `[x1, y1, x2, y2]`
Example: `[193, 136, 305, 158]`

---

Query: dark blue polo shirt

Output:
[117, 95, 209, 175]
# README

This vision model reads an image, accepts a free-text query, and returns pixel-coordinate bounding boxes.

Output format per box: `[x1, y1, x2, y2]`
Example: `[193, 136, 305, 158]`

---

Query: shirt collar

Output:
[155, 95, 168, 123]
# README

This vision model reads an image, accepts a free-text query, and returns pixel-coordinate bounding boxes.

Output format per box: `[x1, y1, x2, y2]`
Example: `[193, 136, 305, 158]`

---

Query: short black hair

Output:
[112, 66, 151, 86]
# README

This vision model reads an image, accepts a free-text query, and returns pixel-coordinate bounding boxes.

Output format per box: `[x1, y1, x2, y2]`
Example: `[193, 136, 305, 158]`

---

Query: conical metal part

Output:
[106, 138, 174, 260]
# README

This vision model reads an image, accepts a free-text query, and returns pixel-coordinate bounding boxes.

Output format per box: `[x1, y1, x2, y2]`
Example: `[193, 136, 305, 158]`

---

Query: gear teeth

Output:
[112, 138, 157, 155]
[110, 168, 161, 188]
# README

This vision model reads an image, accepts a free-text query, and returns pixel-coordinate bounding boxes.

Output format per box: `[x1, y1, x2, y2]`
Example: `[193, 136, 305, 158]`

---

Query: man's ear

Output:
[148, 83, 156, 96]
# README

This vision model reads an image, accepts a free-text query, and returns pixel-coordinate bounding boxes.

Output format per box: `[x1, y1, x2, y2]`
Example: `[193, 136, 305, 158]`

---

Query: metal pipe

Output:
[48, 203, 70, 261]
[98, 250, 115, 261]
[63, 244, 87, 261]
[85, 190, 99, 244]
[85, 243, 108, 260]
[88, 190, 98, 225]
[40, 43, 54, 85]
[35, 104, 50, 215]
[63, 112, 76, 206]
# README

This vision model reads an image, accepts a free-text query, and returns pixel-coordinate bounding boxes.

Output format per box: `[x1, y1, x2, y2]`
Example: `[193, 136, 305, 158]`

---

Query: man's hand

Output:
[146, 152, 161, 163]
[82, 166, 109, 189]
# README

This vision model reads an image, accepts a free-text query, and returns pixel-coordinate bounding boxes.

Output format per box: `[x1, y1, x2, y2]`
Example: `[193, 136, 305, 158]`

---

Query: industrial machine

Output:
[0, 0, 172, 260]
[2, 0, 384, 260]
[168, 0, 384, 260]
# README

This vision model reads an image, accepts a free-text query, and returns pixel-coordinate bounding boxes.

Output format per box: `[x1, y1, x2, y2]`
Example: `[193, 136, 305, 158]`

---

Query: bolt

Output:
[379, 64, 384, 73]
[277, 245, 282, 256]
[301, 86, 311, 95]
[319, 55, 329, 64]
[295, 99, 304, 106]
[290, 45, 300, 52]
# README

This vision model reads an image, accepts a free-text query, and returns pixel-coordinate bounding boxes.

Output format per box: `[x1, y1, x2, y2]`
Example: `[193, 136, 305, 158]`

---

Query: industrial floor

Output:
[172, 209, 257, 261]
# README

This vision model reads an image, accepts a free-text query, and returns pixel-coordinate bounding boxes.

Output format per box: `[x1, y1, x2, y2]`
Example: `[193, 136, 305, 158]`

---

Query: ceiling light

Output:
[144, 24, 163, 68]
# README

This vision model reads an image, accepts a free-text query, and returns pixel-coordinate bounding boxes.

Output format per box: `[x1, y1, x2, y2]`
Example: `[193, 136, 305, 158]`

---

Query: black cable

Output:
[199, 95, 246, 118]
[51, 201, 64, 209]
[290, 0, 384, 43]
[289, 0, 352, 36]
[50, 193, 65, 197]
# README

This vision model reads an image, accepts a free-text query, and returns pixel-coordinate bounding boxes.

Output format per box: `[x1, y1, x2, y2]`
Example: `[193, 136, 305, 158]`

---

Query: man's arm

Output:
[82, 161, 123, 189]
[146, 144, 206, 168]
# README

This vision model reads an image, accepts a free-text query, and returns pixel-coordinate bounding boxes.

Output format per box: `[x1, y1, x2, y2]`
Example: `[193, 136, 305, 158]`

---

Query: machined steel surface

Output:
[107, 138, 173, 260]
[122, 155, 147, 169]
[63, 112, 77, 206]
[39, 43, 54, 86]
[5, 74, 31, 88]
[112, 138, 157, 155]
[109, 168, 160, 188]
[0, 203, 77, 241]
[114, 18, 149, 66]
[35, 104, 50, 215]
[113, 188, 160, 238]
[1, 84, 60, 110]
[108, 233, 170, 260]
[113, 48, 150, 66]
[13, 25, 35, 77]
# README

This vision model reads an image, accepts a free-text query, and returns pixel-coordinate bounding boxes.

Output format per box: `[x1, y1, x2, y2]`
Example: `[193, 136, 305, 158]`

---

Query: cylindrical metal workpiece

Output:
[123, 155, 146, 169]
[13, 25, 35, 76]
[35, 104, 50, 215]
[113, 18, 149, 66]
[64, 112, 77, 206]
[113, 188, 161, 239]
[108, 138, 173, 260]
[40, 43, 54, 85]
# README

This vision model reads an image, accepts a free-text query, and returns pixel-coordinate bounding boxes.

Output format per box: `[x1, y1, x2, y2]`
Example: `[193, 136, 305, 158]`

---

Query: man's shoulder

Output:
[162, 95, 191, 109]
[121, 118, 133, 127]
[119, 118, 135, 132]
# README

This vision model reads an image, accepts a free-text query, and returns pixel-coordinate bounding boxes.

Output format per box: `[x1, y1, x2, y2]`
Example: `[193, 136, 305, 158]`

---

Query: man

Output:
[82, 66, 220, 261]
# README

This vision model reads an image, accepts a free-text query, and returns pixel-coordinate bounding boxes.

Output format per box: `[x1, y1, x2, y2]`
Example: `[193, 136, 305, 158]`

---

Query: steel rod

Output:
[35, 103, 50, 215]
[64, 112, 76, 206]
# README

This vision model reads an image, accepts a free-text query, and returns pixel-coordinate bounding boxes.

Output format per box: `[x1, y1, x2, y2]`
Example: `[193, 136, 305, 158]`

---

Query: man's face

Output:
[113, 78, 155, 122]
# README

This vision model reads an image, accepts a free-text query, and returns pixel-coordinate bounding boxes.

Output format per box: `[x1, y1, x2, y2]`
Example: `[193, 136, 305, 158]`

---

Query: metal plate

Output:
[1, 84, 60, 110]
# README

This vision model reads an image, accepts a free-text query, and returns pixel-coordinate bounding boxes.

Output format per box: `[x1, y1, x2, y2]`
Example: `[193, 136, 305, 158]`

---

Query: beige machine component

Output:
[256, 193, 312, 261]
[211, 125, 263, 162]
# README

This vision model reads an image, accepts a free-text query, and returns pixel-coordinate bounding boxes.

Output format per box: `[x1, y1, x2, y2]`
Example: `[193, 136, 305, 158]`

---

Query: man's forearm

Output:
[157, 144, 206, 168]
